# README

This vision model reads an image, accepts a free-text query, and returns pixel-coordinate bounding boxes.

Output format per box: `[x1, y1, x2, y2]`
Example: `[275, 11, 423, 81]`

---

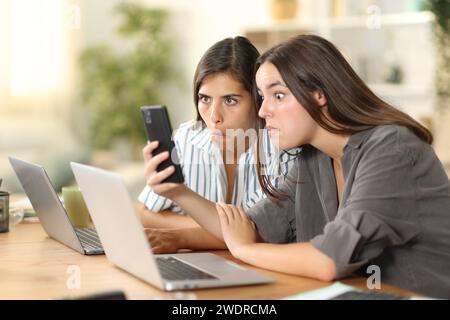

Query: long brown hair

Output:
[256, 34, 433, 199]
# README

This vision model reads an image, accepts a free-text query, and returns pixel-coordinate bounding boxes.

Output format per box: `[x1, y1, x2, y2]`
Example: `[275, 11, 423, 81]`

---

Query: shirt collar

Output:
[188, 124, 213, 151]
[188, 124, 303, 160]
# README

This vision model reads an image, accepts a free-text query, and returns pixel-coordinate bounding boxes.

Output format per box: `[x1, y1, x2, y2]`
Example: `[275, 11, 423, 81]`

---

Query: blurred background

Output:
[0, 0, 449, 199]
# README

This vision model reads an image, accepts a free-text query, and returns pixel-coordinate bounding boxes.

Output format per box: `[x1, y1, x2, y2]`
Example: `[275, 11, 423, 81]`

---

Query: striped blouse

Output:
[138, 120, 301, 214]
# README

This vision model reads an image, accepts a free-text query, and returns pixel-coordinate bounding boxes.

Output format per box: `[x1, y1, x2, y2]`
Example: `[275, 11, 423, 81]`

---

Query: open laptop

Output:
[8, 157, 104, 255]
[70, 162, 274, 291]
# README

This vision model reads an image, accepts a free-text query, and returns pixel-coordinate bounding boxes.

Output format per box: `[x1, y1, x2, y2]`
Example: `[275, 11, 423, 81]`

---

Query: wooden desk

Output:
[0, 222, 417, 300]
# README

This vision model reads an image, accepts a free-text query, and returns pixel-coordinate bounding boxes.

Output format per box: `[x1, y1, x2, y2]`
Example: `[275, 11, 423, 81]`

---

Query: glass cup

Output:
[9, 207, 25, 226]
[62, 186, 91, 228]
[0, 191, 10, 233]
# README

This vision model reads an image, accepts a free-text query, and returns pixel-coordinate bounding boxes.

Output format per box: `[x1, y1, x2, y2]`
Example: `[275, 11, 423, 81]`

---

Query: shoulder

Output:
[364, 125, 427, 152]
[356, 125, 432, 169]
[370, 124, 414, 140]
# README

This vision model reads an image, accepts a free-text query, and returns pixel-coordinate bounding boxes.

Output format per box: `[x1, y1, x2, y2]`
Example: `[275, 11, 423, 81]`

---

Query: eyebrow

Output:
[257, 81, 287, 92]
[198, 92, 243, 98]
[222, 93, 242, 98]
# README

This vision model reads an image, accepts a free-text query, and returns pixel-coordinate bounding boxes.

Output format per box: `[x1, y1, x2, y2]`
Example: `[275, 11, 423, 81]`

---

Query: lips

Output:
[266, 125, 278, 135]
[209, 130, 225, 137]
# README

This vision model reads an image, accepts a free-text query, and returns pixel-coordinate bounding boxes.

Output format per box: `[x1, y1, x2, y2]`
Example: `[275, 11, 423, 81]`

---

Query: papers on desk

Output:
[284, 282, 356, 300]
[283, 282, 431, 300]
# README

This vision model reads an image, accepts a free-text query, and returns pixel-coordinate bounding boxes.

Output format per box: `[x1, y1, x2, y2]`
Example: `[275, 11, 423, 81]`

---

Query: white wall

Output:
[0, 0, 11, 102]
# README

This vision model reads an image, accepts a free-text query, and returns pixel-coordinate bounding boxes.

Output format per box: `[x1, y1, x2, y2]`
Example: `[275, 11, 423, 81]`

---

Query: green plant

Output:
[79, 3, 174, 153]
[424, 0, 450, 113]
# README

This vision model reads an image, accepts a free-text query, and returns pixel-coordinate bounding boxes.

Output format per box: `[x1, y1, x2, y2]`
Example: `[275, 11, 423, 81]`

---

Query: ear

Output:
[312, 90, 327, 108]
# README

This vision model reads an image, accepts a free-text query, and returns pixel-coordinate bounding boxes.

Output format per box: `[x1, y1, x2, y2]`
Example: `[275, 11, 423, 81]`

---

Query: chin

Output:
[269, 134, 301, 150]
[278, 139, 302, 150]
[269, 135, 285, 150]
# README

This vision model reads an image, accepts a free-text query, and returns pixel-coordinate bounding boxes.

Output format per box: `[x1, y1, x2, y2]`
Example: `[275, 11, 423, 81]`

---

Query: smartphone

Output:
[140, 106, 184, 183]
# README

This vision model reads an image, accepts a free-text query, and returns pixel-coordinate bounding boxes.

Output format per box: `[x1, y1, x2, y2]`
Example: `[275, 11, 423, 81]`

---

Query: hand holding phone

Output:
[141, 106, 184, 184]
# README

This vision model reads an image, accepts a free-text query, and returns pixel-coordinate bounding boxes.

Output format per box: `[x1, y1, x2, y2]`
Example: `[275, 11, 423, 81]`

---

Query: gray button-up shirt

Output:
[248, 125, 450, 298]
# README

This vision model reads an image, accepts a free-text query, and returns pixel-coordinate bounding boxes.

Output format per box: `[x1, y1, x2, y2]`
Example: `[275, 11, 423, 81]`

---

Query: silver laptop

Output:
[8, 157, 104, 255]
[70, 162, 274, 291]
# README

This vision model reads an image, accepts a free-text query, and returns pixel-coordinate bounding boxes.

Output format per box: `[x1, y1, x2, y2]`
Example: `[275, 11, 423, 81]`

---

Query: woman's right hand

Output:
[143, 141, 186, 199]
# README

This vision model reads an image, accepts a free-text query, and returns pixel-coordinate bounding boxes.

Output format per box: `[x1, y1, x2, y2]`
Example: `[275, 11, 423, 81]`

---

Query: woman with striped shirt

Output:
[139, 36, 299, 252]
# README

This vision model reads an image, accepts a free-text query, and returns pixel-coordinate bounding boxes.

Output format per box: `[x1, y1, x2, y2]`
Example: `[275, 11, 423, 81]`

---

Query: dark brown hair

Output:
[193, 36, 262, 128]
[255, 34, 433, 199]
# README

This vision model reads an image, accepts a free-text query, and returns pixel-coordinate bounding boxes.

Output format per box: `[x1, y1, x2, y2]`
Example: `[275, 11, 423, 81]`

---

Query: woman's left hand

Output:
[216, 203, 259, 255]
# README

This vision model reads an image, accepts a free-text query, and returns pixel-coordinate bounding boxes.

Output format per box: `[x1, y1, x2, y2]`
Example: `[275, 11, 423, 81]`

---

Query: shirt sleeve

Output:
[138, 185, 179, 212]
[246, 158, 300, 243]
[310, 128, 422, 278]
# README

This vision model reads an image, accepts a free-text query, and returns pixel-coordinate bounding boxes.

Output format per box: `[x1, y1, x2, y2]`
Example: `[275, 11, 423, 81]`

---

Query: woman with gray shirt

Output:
[145, 35, 450, 298]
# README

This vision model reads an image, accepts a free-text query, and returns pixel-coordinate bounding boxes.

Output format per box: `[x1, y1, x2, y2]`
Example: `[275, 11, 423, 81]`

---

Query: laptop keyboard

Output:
[75, 227, 103, 253]
[156, 256, 218, 281]
[330, 290, 409, 300]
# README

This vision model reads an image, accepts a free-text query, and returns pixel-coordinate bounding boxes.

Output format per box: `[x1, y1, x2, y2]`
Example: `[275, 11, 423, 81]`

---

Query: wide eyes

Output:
[225, 97, 238, 106]
[199, 95, 211, 104]
[257, 84, 286, 102]
[257, 92, 284, 102]
[198, 94, 238, 106]
[274, 92, 285, 101]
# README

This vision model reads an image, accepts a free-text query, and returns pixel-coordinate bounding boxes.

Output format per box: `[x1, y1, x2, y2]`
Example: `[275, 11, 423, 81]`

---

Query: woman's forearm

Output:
[179, 227, 227, 250]
[172, 188, 224, 241]
[138, 204, 200, 229]
[233, 242, 337, 282]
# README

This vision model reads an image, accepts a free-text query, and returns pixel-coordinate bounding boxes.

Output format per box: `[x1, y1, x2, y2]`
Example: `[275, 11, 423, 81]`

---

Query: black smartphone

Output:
[140, 106, 184, 183]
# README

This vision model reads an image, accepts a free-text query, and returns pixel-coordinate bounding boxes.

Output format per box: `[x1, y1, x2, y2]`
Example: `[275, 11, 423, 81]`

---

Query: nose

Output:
[258, 99, 270, 119]
[210, 102, 223, 124]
